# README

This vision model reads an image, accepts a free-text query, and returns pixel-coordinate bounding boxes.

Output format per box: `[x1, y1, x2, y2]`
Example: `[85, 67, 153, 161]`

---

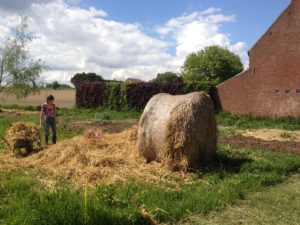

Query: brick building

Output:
[217, 0, 300, 117]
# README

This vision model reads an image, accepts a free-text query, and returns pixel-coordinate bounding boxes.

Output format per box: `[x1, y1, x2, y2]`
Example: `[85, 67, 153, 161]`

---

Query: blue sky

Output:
[0, 0, 292, 83]
[80, 0, 290, 48]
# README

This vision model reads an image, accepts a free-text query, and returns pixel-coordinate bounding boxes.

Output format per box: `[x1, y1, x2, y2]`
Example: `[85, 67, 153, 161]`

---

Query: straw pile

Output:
[0, 125, 191, 187]
[4, 122, 41, 150]
[138, 92, 217, 171]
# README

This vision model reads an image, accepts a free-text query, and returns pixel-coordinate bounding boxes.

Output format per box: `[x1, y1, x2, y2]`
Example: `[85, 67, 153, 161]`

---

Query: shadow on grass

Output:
[192, 149, 254, 179]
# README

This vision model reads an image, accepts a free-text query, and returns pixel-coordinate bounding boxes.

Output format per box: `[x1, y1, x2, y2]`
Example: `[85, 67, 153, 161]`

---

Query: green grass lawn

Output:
[0, 107, 300, 224]
[0, 146, 299, 225]
[180, 173, 300, 225]
[217, 112, 300, 130]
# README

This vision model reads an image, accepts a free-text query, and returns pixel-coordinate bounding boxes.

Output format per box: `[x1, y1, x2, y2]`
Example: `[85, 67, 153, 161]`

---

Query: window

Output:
[275, 90, 280, 95]
[296, 89, 300, 94]
[285, 89, 291, 94]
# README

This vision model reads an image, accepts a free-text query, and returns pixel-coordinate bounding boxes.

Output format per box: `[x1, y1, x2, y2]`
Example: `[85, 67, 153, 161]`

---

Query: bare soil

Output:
[2, 109, 39, 115]
[219, 135, 300, 155]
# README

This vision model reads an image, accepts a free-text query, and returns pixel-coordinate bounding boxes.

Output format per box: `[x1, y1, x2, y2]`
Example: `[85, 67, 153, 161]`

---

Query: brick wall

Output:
[217, 0, 300, 117]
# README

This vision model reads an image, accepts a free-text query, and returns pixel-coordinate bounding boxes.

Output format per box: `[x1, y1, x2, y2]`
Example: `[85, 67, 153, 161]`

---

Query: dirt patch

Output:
[68, 121, 137, 133]
[1, 109, 39, 115]
[219, 135, 300, 155]
[241, 129, 300, 142]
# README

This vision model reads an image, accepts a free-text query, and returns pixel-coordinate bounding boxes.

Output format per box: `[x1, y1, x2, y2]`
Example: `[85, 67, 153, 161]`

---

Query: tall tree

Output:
[155, 71, 182, 83]
[71, 72, 104, 87]
[181, 45, 244, 83]
[0, 17, 45, 98]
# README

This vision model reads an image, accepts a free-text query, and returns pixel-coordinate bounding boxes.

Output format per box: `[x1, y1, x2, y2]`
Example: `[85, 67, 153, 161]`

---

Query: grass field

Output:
[0, 107, 299, 224]
[180, 174, 300, 225]
[0, 89, 75, 108]
[217, 112, 300, 131]
[0, 146, 299, 225]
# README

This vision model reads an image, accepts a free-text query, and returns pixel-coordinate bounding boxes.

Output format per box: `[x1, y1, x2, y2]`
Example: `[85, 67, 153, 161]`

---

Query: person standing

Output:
[40, 95, 57, 145]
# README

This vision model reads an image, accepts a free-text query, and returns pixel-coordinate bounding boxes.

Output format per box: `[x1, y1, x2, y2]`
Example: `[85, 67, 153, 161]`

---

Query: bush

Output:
[125, 82, 185, 110]
[76, 82, 216, 111]
[76, 82, 106, 108]
[105, 82, 122, 110]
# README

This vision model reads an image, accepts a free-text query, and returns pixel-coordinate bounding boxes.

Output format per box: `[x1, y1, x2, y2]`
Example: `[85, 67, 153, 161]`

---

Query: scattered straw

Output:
[0, 125, 192, 188]
[140, 206, 160, 225]
[4, 122, 41, 149]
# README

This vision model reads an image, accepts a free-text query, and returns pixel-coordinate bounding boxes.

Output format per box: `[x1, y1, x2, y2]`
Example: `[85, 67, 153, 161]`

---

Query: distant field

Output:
[0, 89, 75, 108]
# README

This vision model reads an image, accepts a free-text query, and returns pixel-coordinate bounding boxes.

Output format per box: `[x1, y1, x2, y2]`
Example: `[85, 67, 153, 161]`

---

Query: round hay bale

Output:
[137, 92, 217, 171]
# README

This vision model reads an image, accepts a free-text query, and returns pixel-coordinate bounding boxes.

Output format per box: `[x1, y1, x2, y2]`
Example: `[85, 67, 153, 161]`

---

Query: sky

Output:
[0, 0, 291, 84]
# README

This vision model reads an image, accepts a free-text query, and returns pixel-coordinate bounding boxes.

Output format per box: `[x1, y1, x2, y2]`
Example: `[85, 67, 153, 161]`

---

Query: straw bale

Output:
[138, 92, 217, 171]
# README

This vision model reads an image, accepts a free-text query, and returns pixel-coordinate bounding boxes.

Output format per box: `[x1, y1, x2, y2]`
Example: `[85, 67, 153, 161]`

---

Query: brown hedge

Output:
[76, 81, 217, 111]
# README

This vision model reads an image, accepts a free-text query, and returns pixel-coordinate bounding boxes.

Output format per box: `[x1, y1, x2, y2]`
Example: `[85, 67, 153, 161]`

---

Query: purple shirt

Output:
[41, 103, 56, 118]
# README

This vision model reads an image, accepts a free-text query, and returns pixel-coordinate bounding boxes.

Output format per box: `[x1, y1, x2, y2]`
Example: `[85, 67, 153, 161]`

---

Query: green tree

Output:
[51, 81, 59, 90]
[45, 81, 60, 90]
[71, 72, 104, 87]
[45, 81, 71, 89]
[181, 45, 244, 83]
[155, 71, 182, 83]
[0, 17, 45, 98]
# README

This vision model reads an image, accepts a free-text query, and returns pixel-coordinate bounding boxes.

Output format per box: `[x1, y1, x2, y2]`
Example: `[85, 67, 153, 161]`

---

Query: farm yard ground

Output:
[0, 107, 299, 224]
[0, 89, 76, 108]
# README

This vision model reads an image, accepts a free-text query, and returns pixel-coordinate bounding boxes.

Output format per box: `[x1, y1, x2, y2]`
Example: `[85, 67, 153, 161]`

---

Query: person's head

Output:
[47, 95, 54, 104]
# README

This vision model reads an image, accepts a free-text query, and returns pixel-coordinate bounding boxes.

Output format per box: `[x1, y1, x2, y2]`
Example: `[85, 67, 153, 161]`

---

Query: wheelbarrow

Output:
[1, 137, 34, 157]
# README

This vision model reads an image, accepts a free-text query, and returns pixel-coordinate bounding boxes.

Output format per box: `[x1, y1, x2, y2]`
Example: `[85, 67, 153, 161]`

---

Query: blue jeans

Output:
[44, 117, 57, 144]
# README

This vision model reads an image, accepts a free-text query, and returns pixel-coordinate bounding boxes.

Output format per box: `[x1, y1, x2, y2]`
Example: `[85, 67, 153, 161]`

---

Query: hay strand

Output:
[0, 125, 192, 188]
[140, 207, 160, 225]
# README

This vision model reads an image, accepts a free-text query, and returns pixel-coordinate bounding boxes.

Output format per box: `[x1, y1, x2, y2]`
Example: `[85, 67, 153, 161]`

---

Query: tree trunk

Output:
[0, 58, 3, 88]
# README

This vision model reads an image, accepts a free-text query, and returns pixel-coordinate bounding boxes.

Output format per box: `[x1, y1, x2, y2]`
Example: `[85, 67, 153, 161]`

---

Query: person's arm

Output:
[40, 112, 44, 126]
[54, 104, 58, 123]
[40, 104, 44, 126]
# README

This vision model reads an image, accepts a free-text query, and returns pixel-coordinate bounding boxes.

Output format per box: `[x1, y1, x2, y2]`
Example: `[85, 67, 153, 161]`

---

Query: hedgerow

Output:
[76, 81, 217, 110]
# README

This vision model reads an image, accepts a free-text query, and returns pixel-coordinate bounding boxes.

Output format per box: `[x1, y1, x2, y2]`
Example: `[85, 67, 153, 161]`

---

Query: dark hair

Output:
[47, 95, 54, 101]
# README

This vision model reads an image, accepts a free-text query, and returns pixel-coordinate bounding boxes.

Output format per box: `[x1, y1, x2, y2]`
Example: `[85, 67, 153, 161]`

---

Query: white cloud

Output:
[0, 0, 82, 12]
[200, 8, 221, 15]
[0, 0, 54, 12]
[155, 8, 247, 67]
[0, 2, 248, 84]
